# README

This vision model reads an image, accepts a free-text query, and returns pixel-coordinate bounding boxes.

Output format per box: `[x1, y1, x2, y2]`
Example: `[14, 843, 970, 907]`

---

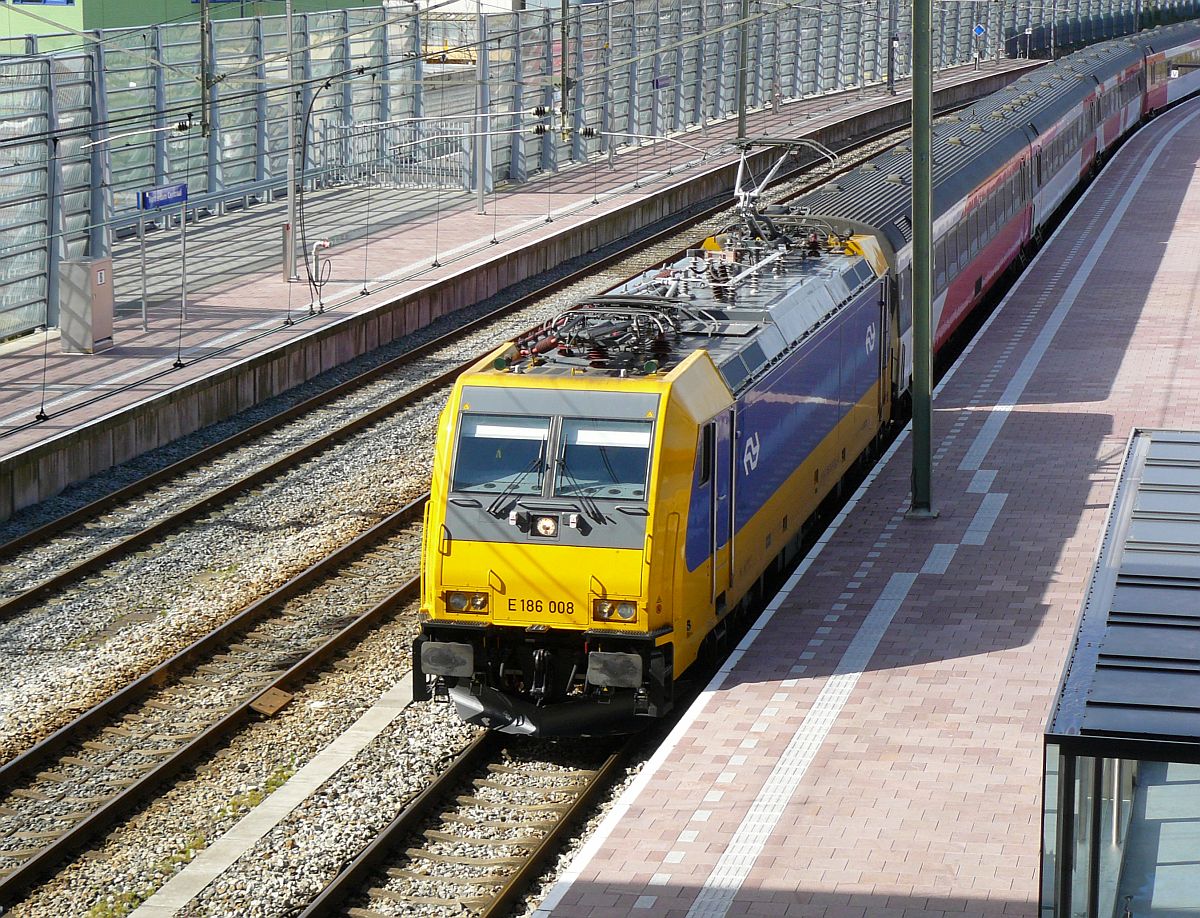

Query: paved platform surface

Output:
[535, 96, 1200, 918]
[0, 60, 1034, 468]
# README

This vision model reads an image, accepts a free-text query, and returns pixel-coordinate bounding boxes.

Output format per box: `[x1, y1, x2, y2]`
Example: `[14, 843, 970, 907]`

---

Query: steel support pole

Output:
[472, 1, 482, 214]
[736, 0, 749, 138]
[180, 200, 188, 322]
[560, 0, 569, 138]
[476, 1, 486, 215]
[285, 0, 299, 281]
[888, 0, 897, 94]
[200, 0, 212, 137]
[909, 0, 935, 518]
[995, 0, 1002, 62]
[139, 217, 148, 332]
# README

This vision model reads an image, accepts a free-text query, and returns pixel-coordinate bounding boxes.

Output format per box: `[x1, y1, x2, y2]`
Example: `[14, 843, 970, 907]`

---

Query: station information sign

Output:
[139, 182, 189, 210]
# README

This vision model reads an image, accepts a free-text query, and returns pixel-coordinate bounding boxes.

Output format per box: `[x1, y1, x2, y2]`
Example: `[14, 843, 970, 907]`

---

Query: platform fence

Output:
[0, 0, 1193, 339]
[318, 117, 472, 189]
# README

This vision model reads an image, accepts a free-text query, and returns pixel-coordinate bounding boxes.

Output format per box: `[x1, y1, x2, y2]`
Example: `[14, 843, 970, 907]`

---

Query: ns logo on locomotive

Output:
[414, 22, 1200, 736]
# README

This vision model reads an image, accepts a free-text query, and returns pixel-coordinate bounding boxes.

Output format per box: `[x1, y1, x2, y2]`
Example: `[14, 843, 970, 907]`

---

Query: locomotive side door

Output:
[710, 410, 734, 614]
[878, 278, 892, 422]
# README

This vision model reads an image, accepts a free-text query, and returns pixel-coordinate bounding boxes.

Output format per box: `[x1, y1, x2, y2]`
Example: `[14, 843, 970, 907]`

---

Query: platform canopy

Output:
[1048, 427, 1200, 761]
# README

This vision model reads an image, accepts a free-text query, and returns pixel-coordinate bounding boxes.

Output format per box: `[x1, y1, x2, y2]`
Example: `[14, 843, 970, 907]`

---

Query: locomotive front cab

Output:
[414, 367, 689, 736]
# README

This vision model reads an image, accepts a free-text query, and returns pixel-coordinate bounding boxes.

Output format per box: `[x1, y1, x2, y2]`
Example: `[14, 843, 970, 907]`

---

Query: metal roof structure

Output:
[1048, 428, 1200, 760]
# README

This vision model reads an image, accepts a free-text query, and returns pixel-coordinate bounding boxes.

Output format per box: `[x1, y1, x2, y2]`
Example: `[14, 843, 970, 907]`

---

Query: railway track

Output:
[0, 497, 427, 908]
[299, 734, 629, 918]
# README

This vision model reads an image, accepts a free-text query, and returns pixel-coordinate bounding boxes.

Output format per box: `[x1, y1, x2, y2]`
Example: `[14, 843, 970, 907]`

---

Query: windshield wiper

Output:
[598, 446, 623, 485]
[486, 452, 544, 518]
[558, 458, 605, 525]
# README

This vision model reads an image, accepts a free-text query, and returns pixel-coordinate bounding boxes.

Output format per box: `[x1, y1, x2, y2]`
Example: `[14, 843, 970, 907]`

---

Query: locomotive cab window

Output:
[699, 422, 715, 486]
[452, 414, 548, 494]
[555, 418, 653, 500]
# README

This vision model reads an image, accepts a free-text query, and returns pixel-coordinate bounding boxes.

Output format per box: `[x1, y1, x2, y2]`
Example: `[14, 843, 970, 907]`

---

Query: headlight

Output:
[592, 599, 638, 622]
[446, 590, 488, 613]
[533, 515, 559, 538]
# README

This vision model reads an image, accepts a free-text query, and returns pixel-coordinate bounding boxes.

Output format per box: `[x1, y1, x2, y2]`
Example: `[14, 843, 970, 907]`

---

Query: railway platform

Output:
[534, 96, 1200, 917]
[0, 59, 1038, 523]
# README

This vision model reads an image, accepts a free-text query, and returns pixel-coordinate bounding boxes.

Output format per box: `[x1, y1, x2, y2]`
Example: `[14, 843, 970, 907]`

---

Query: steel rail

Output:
[0, 491, 426, 785]
[481, 746, 628, 918]
[297, 733, 499, 918]
[0, 520, 426, 909]
[297, 736, 630, 918]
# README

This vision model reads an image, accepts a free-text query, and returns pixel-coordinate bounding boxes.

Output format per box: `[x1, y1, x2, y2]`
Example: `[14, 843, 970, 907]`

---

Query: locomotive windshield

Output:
[452, 414, 548, 494]
[451, 413, 653, 500]
[555, 418, 652, 499]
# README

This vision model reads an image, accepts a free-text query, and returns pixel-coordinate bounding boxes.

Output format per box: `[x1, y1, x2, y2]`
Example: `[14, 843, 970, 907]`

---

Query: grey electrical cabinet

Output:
[59, 257, 114, 354]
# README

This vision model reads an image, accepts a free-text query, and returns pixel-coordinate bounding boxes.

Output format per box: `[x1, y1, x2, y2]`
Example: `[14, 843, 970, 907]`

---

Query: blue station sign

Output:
[139, 182, 188, 210]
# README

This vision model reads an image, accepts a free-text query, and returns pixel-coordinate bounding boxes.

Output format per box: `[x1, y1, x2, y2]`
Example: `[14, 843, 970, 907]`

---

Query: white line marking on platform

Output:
[684, 573, 918, 918]
[963, 492, 1008, 545]
[129, 681, 413, 917]
[921, 543, 958, 575]
[967, 469, 997, 493]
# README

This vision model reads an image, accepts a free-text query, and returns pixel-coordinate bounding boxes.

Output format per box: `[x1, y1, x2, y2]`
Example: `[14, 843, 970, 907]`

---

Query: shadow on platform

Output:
[546, 880, 1027, 917]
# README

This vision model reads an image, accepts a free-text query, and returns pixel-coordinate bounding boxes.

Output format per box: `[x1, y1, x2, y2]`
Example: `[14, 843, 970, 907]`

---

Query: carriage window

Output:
[555, 418, 653, 499]
[452, 414, 548, 495]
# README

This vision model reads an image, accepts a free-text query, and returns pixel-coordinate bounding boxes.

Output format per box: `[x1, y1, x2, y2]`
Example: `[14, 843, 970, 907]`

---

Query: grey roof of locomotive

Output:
[608, 246, 879, 393]
[506, 240, 880, 394]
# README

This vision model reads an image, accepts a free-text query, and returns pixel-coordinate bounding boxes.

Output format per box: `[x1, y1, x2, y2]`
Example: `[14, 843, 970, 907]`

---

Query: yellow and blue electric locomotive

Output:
[413, 154, 897, 735]
[413, 23, 1200, 735]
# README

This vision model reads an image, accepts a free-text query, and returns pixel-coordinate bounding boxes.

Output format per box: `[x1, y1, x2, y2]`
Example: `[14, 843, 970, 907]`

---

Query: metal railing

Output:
[319, 116, 472, 190]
